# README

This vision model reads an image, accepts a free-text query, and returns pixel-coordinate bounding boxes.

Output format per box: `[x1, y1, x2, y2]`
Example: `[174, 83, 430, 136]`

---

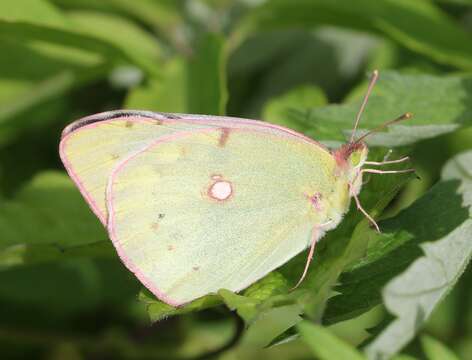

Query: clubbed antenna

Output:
[354, 112, 413, 144]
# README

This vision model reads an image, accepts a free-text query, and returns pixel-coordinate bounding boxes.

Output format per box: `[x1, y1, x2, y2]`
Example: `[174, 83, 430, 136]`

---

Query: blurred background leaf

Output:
[297, 321, 365, 360]
[421, 335, 461, 360]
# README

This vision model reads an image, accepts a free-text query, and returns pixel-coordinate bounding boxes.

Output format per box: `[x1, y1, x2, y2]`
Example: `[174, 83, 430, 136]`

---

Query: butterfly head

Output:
[334, 70, 415, 235]
[345, 142, 368, 169]
[333, 141, 368, 196]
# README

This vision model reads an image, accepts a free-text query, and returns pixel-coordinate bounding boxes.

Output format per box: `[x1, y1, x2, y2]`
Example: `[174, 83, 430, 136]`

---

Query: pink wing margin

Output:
[59, 110, 330, 225]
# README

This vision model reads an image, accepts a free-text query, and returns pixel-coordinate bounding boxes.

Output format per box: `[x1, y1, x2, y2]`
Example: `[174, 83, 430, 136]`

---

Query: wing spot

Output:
[208, 180, 233, 201]
[111, 153, 120, 160]
[168, 245, 174, 251]
[218, 128, 231, 147]
[171, 232, 183, 240]
[308, 192, 323, 211]
[158, 213, 165, 219]
[162, 113, 181, 119]
[193, 266, 200, 271]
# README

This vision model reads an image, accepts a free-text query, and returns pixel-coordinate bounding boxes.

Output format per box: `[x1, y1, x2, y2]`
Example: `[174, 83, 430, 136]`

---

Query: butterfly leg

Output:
[350, 183, 381, 233]
[290, 230, 318, 290]
[364, 156, 410, 166]
[349, 163, 414, 234]
[361, 168, 415, 175]
[291, 220, 332, 290]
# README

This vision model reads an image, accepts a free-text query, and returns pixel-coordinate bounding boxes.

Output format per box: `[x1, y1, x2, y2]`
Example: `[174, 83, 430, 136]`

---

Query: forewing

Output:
[107, 128, 337, 305]
[61, 115, 215, 223]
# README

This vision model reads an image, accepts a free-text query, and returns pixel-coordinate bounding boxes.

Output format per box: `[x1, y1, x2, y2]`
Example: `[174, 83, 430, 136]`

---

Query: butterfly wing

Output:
[60, 111, 212, 224]
[60, 110, 327, 224]
[107, 127, 339, 305]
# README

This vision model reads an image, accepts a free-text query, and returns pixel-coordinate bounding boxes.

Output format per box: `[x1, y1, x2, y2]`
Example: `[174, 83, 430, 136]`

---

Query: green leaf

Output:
[0, 37, 101, 107]
[219, 272, 291, 324]
[141, 270, 289, 323]
[391, 356, 418, 360]
[0, 0, 70, 28]
[125, 58, 187, 113]
[51, 0, 184, 41]
[0, 2, 108, 141]
[241, 304, 302, 348]
[187, 33, 228, 115]
[0, 1, 166, 145]
[127, 31, 229, 115]
[106, 0, 183, 33]
[218, 290, 264, 324]
[239, 0, 472, 70]
[323, 179, 469, 326]
[297, 321, 366, 360]
[285, 71, 472, 147]
[141, 273, 302, 347]
[68, 10, 162, 62]
[142, 283, 305, 353]
[0, 64, 107, 145]
[0, 171, 110, 269]
[128, 33, 228, 115]
[262, 85, 327, 131]
[0, 0, 161, 76]
[421, 335, 460, 360]
[340, 150, 472, 359]
[139, 288, 221, 323]
[435, 0, 472, 5]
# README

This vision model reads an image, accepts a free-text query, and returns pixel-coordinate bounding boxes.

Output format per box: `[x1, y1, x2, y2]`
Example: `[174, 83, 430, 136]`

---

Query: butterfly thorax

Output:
[305, 142, 366, 234]
[305, 143, 367, 234]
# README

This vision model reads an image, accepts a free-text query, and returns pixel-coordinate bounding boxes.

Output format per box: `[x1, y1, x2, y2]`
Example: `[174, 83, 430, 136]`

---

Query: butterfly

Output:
[60, 70, 413, 306]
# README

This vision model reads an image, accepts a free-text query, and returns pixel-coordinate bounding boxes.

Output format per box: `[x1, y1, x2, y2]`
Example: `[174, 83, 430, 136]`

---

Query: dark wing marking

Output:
[61, 110, 182, 138]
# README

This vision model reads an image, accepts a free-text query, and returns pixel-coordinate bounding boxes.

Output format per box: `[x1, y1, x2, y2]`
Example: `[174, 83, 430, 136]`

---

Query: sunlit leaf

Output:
[421, 335, 460, 360]
[68, 10, 163, 65]
[297, 321, 365, 360]
[289, 72, 472, 147]
[0, 0, 161, 75]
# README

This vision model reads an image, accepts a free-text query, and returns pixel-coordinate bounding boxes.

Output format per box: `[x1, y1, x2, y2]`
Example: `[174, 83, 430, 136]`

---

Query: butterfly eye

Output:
[350, 151, 362, 167]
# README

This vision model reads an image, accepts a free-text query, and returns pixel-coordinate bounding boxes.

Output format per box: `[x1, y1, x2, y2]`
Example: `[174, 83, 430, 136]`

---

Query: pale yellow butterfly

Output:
[60, 70, 412, 305]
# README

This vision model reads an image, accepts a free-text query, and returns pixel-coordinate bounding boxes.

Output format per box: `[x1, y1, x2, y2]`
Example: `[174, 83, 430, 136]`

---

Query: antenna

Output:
[350, 69, 379, 143]
[354, 112, 412, 144]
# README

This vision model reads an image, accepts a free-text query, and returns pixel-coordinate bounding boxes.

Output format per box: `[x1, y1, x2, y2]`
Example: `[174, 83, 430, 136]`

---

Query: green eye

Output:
[350, 151, 362, 166]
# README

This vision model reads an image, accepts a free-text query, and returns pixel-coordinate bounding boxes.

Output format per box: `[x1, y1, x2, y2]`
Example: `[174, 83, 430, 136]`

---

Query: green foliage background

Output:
[1, 0, 471, 359]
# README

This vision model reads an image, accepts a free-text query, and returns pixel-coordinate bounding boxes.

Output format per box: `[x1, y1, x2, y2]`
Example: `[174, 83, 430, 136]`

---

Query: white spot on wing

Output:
[209, 180, 232, 201]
